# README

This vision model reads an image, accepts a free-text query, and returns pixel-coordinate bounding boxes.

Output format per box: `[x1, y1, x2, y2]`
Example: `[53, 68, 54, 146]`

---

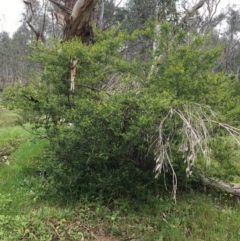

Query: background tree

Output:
[0, 32, 12, 90]
[216, 7, 240, 77]
[0, 24, 33, 90]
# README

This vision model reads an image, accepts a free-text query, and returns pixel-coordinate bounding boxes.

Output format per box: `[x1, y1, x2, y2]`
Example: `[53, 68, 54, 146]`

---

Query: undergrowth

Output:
[0, 108, 240, 240]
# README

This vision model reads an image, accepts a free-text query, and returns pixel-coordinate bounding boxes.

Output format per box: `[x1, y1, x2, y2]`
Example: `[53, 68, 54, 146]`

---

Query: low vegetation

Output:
[1, 106, 240, 240]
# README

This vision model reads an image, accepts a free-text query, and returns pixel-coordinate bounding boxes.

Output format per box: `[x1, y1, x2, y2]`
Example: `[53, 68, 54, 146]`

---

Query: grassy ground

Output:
[1, 107, 240, 240]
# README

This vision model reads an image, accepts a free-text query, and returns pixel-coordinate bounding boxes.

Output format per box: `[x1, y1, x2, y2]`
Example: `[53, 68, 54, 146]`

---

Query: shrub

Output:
[3, 23, 240, 200]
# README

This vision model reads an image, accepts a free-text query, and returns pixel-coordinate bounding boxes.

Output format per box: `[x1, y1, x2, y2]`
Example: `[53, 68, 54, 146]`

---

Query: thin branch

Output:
[98, 0, 104, 30]
[76, 83, 111, 95]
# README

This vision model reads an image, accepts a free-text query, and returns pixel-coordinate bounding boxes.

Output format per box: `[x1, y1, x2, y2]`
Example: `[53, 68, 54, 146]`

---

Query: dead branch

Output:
[200, 174, 240, 197]
[70, 58, 78, 93]
[154, 103, 240, 201]
[50, 0, 72, 14]
[23, 0, 46, 42]
[178, 0, 208, 26]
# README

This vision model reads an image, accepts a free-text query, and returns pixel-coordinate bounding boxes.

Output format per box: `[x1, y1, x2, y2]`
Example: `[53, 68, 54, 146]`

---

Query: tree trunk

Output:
[50, 0, 98, 43]
[24, 0, 98, 44]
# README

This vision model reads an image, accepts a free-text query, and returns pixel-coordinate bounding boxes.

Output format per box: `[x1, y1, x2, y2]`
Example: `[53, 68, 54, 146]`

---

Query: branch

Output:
[23, 0, 33, 23]
[65, 0, 77, 9]
[50, 0, 72, 26]
[200, 174, 240, 197]
[178, 0, 208, 26]
[41, 1, 48, 37]
[49, 0, 72, 15]
[154, 103, 240, 201]
[98, 0, 104, 29]
[76, 84, 110, 95]
[23, 0, 45, 42]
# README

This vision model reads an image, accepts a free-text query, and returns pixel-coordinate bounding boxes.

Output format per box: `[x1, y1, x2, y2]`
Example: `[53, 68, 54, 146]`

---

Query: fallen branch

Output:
[154, 103, 240, 201]
[199, 174, 240, 197]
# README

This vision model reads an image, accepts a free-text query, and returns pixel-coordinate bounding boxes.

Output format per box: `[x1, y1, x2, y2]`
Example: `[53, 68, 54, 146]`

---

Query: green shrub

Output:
[3, 23, 240, 200]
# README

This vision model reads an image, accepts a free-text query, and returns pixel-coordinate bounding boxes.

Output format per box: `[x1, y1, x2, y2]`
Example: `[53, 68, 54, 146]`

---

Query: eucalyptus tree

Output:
[0, 32, 12, 90]
[216, 7, 240, 77]
[124, 0, 178, 30]
[10, 24, 33, 83]
[97, 0, 127, 30]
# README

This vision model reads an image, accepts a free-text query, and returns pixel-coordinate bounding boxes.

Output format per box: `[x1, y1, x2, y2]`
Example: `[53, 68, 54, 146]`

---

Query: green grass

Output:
[0, 108, 240, 240]
[0, 106, 22, 127]
[0, 191, 240, 240]
[0, 107, 47, 216]
[0, 138, 47, 215]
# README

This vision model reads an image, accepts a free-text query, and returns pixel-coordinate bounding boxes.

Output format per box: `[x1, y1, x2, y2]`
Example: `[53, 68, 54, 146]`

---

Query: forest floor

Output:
[1, 106, 240, 240]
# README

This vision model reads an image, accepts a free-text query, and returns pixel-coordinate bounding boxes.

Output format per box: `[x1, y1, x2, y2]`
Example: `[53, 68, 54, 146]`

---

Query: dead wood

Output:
[70, 58, 78, 93]
[178, 0, 208, 26]
[200, 174, 240, 197]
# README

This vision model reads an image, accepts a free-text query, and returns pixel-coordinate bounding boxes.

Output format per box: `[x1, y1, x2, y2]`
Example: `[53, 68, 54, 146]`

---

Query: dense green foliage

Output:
[2, 18, 240, 239]
[3, 22, 240, 200]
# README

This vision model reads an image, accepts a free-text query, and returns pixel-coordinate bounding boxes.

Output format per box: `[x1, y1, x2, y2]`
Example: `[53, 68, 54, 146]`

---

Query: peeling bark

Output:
[70, 58, 78, 93]
[63, 0, 98, 42]
[48, 0, 99, 43]
[50, 0, 72, 26]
